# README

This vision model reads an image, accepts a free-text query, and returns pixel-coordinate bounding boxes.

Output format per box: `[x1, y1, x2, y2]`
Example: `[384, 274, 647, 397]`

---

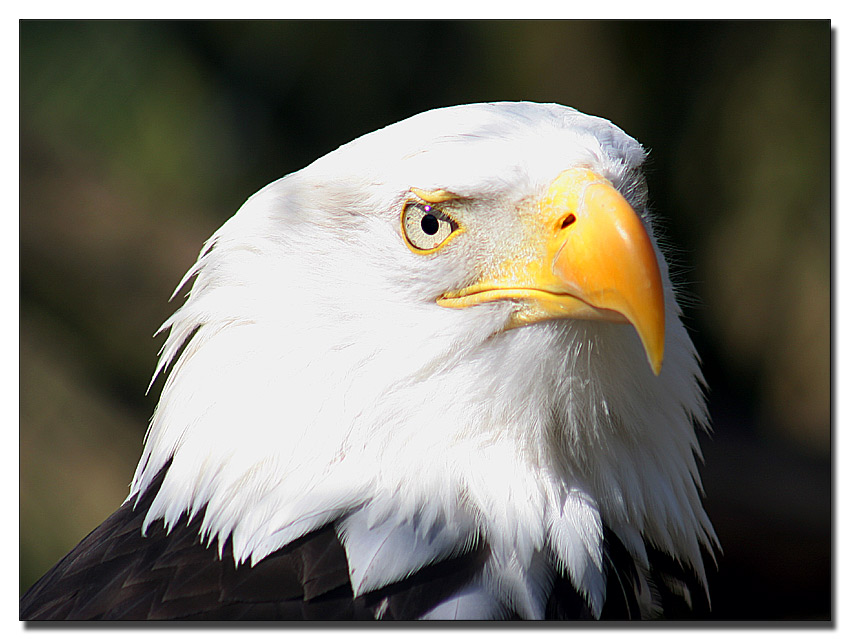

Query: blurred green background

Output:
[19, 20, 831, 620]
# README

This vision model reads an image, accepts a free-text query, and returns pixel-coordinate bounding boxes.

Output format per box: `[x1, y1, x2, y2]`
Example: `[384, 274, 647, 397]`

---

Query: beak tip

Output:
[645, 338, 664, 376]
[638, 325, 665, 377]
[650, 356, 663, 377]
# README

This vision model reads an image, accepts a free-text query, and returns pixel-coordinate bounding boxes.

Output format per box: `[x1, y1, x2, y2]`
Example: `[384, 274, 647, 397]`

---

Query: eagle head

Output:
[128, 102, 716, 619]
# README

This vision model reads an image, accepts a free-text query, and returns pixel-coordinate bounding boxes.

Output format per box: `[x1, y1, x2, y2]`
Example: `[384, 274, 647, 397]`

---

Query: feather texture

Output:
[22, 102, 717, 620]
[21, 462, 706, 620]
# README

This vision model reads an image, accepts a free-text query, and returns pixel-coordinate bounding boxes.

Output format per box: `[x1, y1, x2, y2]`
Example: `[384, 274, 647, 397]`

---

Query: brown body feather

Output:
[21, 464, 706, 621]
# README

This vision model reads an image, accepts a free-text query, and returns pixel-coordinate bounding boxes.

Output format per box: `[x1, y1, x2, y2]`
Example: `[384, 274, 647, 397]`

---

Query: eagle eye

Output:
[402, 202, 459, 253]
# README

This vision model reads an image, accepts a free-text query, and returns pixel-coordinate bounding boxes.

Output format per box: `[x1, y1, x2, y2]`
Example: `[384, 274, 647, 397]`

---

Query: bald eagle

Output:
[21, 102, 717, 621]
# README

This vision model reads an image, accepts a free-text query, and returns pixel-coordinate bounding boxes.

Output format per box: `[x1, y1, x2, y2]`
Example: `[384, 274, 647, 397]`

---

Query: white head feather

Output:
[128, 102, 716, 619]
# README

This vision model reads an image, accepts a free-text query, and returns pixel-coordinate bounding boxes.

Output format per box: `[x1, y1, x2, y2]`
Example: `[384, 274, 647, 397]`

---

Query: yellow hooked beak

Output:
[437, 167, 665, 375]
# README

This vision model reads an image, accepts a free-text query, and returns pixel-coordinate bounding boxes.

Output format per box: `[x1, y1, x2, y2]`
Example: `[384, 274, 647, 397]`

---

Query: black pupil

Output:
[421, 213, 440, 235]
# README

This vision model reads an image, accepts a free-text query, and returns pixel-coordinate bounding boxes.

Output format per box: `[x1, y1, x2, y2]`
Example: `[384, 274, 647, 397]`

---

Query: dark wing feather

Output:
[594, 525, 710, 621]
[643, 544, 711, 619]
[20, 464, 485, 621]
[20, 465, 367, 621]
[21, 465, 707, 621]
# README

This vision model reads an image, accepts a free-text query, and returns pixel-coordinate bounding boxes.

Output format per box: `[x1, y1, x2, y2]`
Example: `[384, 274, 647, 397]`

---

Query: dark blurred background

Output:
[19, 20, 831, 620]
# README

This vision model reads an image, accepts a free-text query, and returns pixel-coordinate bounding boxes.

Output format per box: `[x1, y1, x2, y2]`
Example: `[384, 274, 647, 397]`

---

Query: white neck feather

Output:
[128, 107, 717, 618]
